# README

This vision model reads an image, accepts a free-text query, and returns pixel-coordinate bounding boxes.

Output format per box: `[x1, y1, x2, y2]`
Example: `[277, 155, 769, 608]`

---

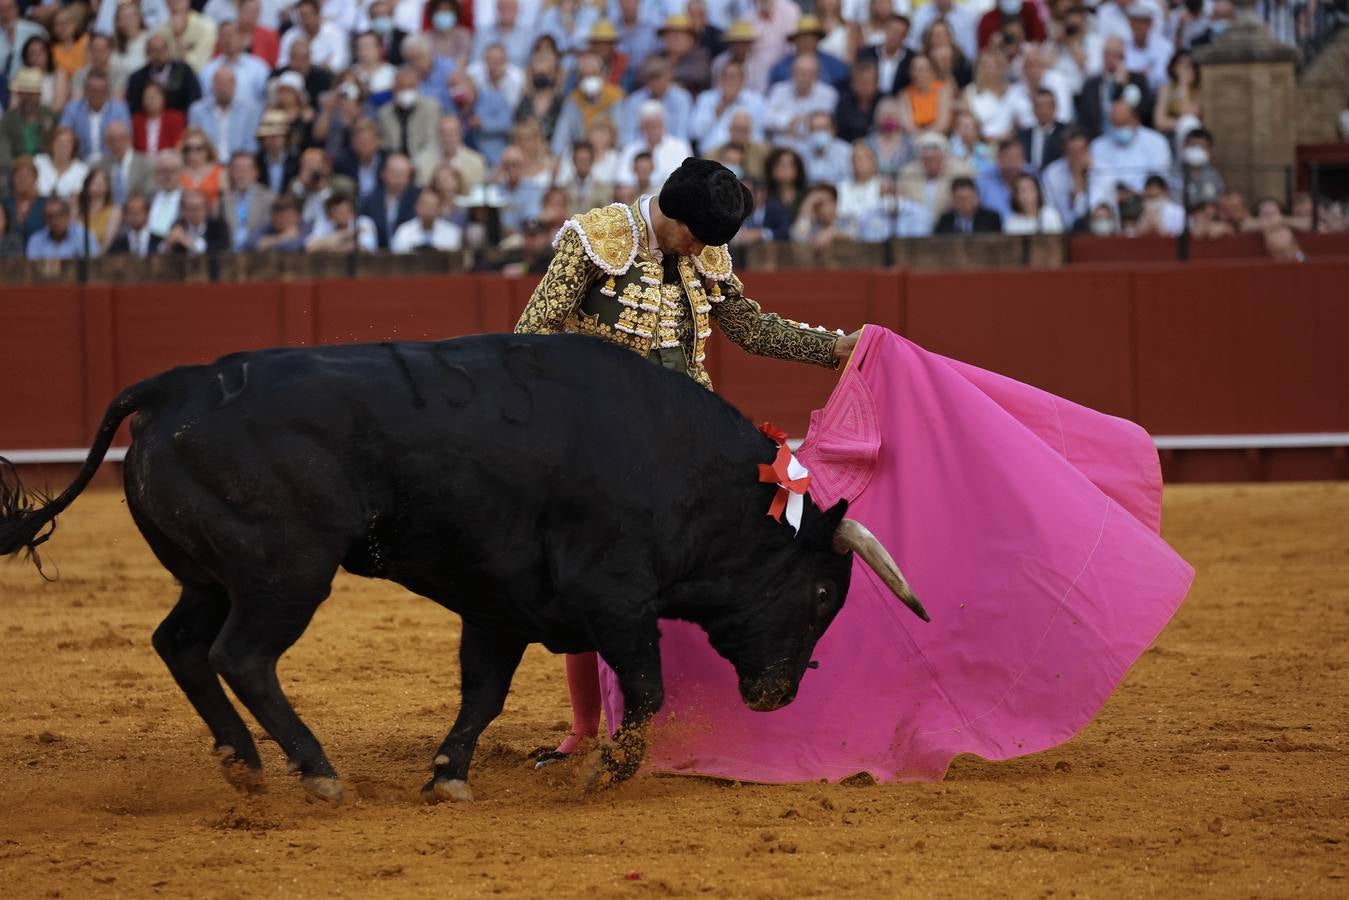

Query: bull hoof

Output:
[300, 775, 344, 805]
[421, 778, 473, 804]
[216, 745, 264, 795]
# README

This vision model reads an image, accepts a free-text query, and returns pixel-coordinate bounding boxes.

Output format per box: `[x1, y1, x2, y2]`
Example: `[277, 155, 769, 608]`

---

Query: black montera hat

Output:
[658, 158, 754, 246]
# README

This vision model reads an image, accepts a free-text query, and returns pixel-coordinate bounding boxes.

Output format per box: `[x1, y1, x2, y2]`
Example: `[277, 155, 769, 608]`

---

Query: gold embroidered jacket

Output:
[513, 201, 840, 390]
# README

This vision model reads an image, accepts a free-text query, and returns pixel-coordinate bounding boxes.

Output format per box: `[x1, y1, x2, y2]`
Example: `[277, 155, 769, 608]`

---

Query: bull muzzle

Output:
[834, 519, 931, 623]
[739, 675, 798, 712]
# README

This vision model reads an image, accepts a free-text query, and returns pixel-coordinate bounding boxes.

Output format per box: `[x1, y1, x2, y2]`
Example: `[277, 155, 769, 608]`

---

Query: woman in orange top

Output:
[50, 7, 89, 78]
[178, 128, 227, 210]
[898, 53, 953, 135]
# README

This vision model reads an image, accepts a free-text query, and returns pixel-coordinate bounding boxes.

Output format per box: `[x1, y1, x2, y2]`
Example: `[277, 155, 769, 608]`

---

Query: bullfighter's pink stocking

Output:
[554, 652, 602, 754]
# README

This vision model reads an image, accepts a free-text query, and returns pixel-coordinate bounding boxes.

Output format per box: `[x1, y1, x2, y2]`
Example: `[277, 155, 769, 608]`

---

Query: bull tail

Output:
[0, 380, 154, 569]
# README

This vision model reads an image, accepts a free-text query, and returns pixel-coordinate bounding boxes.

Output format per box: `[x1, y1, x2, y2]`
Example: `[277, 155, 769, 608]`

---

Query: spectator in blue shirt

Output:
[617, 56, 692, 145]
[26, 197, 99, 259]
[473, 61, 518, 166]
[539, 0, 601, 57]
[473, 0, 535, 67]
[767, 17, 850, 91]
[976, 138, 1033, 220]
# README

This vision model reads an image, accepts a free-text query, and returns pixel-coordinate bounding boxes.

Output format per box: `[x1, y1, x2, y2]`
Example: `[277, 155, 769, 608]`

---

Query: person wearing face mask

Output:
[795, 111, 853, 186]
[1173, 127, 1224, 208]
[1088, 97, 1171, 194]
[1188, 0, 1236, 48]
[426, 0, 471, 70]
[550, 50, 626, 158]
[361, 0, 408, 67]
[515, 48, 567, 140]
[976, 0, 1046, 52]
[377, 66, 442, 158]
[1082, 201, 1118, 236]
[867, 96, 910, 175]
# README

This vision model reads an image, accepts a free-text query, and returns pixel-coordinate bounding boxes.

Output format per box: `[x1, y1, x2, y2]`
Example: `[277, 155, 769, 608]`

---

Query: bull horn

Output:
[833, 519, 931, 623]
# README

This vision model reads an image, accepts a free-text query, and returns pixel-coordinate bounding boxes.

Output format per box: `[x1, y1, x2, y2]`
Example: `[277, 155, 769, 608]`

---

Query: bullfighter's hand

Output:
[834, 329, 862, 363]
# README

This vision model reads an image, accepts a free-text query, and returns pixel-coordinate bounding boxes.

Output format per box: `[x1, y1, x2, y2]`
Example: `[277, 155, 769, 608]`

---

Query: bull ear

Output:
[811, 499, 848, 541]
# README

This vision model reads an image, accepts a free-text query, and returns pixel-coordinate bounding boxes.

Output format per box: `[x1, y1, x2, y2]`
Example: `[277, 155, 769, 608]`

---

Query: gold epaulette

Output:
[552, 203, 639, 276]
[691, 244, 733, 282]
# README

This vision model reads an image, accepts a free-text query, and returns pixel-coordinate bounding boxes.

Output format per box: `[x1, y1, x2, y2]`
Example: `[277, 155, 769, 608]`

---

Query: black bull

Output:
[0, 333, 926, 803]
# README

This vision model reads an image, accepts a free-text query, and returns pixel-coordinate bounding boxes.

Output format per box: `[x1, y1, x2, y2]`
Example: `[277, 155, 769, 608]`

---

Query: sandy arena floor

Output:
[0, 483, 1346, 899]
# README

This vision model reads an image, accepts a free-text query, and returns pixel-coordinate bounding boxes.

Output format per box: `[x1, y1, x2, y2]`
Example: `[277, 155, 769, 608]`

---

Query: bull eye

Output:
[814, 584, 831, 608]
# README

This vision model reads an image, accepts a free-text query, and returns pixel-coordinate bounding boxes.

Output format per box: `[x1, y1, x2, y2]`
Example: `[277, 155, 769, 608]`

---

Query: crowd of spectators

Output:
[1, 0, 1346, 267]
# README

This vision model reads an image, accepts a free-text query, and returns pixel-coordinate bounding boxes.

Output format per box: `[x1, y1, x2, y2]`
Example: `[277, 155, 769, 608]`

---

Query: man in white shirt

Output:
[147, 150, 185, 238]
[1095, 0, 1166, 42]
[391, 188, 464, 252]
[1018, 89, 1067, 173]
[689, 59, 766, 155]
[617, 100, 694, 190]
[199, 21, 271, 108]
[1136, 173, 1186, 236]
[1123, 6, 1172, 89]
[796, 111, 852, 186]
[279, 0, 351, 74]
[763, 53, 837, 144]
[1041, 128, 1111, 229]
[1045, 4, 1104, 97]
[306, 192, 380, 252]
[1088, 99, 1172, 194]
[110, 194, 162, 256]
[859, 11, 911, 96]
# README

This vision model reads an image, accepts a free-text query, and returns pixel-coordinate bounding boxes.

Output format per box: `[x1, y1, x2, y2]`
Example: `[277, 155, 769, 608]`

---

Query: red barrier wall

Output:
[2, 261, 1347, 461]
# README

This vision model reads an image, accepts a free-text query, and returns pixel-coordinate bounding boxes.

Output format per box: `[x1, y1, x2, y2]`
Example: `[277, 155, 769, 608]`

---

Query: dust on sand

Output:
[1, 485, 1346, 899]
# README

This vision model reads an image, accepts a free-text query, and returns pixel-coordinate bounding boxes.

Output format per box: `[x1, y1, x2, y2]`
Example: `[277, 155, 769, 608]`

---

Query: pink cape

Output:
[600, 326, 1194, 783]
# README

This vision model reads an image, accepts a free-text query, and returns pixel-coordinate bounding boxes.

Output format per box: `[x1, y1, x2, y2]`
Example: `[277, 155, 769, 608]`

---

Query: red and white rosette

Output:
[757, 423, 811, 535]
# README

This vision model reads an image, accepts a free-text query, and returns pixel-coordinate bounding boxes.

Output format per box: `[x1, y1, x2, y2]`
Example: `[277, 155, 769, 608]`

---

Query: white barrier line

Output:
[5, 436, 1348, 465]
[2, 448, 129, 464]
[1153, 434, 1349, 450]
